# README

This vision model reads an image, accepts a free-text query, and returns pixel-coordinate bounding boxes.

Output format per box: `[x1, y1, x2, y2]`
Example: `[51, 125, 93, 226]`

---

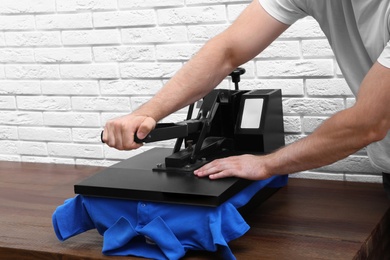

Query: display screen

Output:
[240, 98, 263, 129]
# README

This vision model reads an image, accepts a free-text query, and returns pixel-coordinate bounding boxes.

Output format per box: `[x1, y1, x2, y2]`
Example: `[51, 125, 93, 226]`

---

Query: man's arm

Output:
[195, 62, 390, 180]
[102, 0, 289, 150]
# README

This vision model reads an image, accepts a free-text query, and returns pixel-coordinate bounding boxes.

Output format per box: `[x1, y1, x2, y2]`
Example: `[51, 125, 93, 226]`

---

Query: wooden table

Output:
[0, 161, 389, 260]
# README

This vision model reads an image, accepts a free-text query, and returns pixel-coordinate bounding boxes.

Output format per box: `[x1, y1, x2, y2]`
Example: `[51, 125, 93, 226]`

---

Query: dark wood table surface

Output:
[0, 161, 389, 260]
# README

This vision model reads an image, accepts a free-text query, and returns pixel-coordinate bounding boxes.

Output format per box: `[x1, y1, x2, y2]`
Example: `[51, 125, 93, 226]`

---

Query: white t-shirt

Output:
[259, 0, 390, 172]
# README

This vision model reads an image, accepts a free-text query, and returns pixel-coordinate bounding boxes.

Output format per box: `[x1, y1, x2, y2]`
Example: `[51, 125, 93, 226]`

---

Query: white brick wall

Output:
[0, 0, 381, 182]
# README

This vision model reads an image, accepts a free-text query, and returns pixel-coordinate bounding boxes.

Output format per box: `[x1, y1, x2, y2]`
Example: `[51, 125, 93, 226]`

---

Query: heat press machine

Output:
[75, 68, 286, 209]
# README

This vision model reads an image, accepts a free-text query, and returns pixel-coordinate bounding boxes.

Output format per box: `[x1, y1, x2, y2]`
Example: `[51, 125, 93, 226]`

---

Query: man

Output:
[102, 0, 390, 198]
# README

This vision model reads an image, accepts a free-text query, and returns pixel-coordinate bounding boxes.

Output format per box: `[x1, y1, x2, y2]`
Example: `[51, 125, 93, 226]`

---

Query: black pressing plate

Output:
[74, 148, 253, 207]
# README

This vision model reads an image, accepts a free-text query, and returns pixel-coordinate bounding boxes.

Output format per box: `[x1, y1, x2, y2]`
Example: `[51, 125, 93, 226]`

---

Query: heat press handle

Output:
[101, 130, 145, 144]
[136, 123, 192, 143]
[100, 123, 190, 144]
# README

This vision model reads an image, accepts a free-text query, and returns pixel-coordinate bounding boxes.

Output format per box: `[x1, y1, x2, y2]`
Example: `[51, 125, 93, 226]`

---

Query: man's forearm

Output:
[265, 62, 390, 176]
[265, 107, 383, 176]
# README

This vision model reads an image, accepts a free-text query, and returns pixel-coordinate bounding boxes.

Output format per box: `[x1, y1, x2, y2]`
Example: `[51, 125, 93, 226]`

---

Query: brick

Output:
[6, 64, 60, 79]
[0, 141, 18, 154]
[0, 15, 35, 30]
[0, 66, 4, 78]
[283, 98, 344, 115]
[306, 78, 353, 96]
[156, 44, 202, 60]
[100, 80, 163, 95]
[41, 81, 99, 95]
[120, 62, 181, 78]
[0, 33, 5, 46]
[72, 97, 130, 111]
[0, 111, 43, 125]
[302, 116, 328, 133]
[258, 41, 300, 59]
[0, 0, 55, 14]
[239, 79, 304, 96]
[0, 155, 21, 161]
[17, 96, 71, 111]
[48, 143, 103, 159]
[122, 27, 187, 44]
[0, 96, 16, 109]
[0, 48, 35, 63]
[62, 30, 120, 46]
[257, 60, 334, 78]
[302, 39, 334, 58]
[157, 6, 226, 25]
[36, 13, 93, 29]
[57, 0, 117, 12]
[44, 112, 100, 127]
[0, 126, 18, 139]
[17, 141, 48, 156]
[93, 10, 155, 28]
[19, 127, 71, 141]
[0, 81, 41, 94]
[44, 48, 91, 63]
[60, 64, 118, 79]
[35, 47, 92, 63]
[118, 0, 184, 8]
[5, 32, 61, 46]
[335, 63, 343, 77]
[284, 116, 302, 133]
[93, 46, 154, 62]
[72, 128, 102, 143]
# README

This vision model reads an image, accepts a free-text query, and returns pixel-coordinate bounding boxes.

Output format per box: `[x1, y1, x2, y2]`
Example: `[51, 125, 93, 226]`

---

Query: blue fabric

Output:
[53, 175, 287, 259]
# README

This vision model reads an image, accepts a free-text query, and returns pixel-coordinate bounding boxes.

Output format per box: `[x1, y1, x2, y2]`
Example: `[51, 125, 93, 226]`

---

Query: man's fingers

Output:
[137, 117, 156, 140]
[102, 115, 156, 150]
[194, 159, 229, 178]
[208, 170, 233, 179]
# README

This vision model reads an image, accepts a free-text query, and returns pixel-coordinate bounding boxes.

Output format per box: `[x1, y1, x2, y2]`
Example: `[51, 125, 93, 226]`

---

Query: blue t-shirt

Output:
[53, 175, 287, 260]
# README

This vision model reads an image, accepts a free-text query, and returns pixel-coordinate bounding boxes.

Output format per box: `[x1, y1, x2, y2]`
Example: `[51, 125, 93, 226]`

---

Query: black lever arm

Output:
[101, 121, 202, 144]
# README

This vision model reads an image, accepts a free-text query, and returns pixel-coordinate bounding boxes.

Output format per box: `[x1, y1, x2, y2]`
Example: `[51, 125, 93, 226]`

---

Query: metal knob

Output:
[229, 67, 246, 90]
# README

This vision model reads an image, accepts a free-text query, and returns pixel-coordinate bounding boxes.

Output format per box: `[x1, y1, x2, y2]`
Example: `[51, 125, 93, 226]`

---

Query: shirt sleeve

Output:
[259, 0, 307, 25]
[377, 41, 390, 68]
